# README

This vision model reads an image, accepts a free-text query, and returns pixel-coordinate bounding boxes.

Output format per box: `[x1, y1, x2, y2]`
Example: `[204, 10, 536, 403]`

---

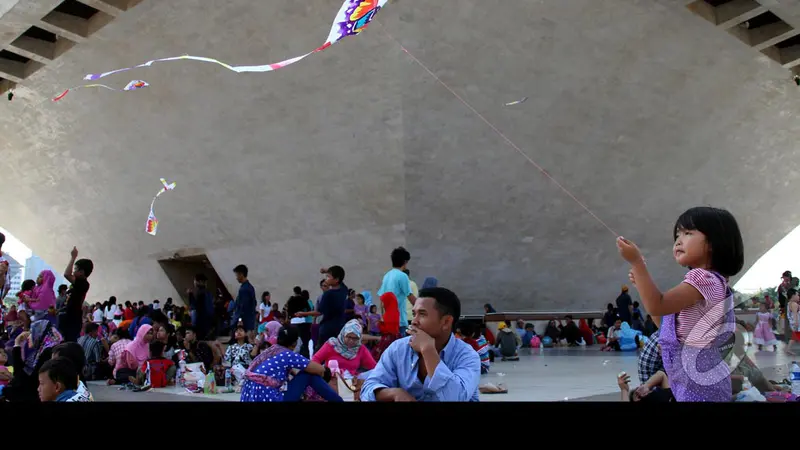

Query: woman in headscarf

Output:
[2, 319, 62, 402]
[371, 292, 400, 361]
[263, 321, 282, 346]
[28, 270, 56, 321]
[618, 322, 642, 351]
[360, 291, 373, 307]
[4, 309, 30, 364]
[240, 326, 342, 402]
[109, 324, 153, 385]
[312, 319, 376, 378]
[578, 319, 594, 346]
[484, 303, 497, 314]
[422, 277, 439, 290]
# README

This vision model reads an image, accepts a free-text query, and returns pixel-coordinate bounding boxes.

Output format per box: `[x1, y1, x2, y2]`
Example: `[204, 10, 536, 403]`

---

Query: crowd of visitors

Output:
[0, 205, 797, 403]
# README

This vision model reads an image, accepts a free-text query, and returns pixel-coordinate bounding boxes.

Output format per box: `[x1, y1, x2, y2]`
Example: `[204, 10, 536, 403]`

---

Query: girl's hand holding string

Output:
[616, 237, 644, 265]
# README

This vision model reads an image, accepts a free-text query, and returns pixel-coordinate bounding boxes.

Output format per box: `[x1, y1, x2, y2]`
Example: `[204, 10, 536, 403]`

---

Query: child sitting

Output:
[38, 358, 79, 402]
[521, 323, 536, 347]
[224, 325, 258, 384]
[136, 341, 176, 388]
[457, 322, 491, 374]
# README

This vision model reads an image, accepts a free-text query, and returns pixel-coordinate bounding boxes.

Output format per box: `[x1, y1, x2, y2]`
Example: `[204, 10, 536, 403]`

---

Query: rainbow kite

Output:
[146, 178, 176, 236]
[56, 0, 388, 100]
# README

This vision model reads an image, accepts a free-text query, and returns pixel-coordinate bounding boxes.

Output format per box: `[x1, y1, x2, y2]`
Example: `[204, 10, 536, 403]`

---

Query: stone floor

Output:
[88, 343, 798, 402]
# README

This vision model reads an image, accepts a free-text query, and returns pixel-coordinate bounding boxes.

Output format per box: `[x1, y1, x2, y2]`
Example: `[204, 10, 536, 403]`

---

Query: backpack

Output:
[530, 335, 541, 348]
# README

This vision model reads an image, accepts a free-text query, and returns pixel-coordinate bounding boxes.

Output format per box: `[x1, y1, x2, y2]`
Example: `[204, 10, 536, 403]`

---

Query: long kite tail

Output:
[52, 80, 149, 102]
[78, 0, 389, 82]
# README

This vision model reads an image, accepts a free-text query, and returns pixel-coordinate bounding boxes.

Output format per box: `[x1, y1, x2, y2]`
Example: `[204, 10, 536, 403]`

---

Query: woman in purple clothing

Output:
[240, 326, 342, 402]
[617, 207, 743, 402]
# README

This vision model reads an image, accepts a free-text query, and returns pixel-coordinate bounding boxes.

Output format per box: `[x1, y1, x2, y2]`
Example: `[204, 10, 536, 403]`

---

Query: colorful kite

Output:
[52, 79, 149, 102]
[146, 178, 176, 236]
[79, 0, 388, 85]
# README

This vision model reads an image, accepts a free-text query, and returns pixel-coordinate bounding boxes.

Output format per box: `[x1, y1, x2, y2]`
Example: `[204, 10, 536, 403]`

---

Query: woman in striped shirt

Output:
[617, 207, 744, 402]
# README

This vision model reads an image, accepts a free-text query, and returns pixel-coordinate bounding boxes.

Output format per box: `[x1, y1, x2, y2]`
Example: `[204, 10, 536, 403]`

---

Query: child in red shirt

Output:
[136, 341, 175, 388]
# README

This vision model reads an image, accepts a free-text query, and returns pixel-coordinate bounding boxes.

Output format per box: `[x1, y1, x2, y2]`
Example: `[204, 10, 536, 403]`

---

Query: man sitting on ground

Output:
[558, 315, 582, 346]
[618, 370, 674, 402]
[361, 287, 480, 402]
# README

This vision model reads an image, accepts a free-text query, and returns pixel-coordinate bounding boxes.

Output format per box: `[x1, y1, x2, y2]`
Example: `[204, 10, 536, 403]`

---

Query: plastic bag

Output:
[734, 388, 766, 402]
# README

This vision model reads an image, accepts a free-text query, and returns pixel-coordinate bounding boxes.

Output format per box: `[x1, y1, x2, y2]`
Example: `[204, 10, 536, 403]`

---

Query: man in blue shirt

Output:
[296, 266, 349, 352]
[377, 247, 416, 336]
[234, 264, 257, 340]
[361, 287, 481, 402]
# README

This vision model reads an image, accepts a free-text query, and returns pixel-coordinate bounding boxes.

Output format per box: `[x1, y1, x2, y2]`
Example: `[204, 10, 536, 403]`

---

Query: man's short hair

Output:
[52, 342, 86, 372]
[149, 341, 165, 358]
[195, 273, 208, 282]
[75, 258, 94, 277]
[327, 265, 345, 283]
[233, 265, 248, 277]
[84, 322, 99, 334]
[418, 287, 461, 329]
[390, 247, 411, 268]
[39, 358, 79, 391]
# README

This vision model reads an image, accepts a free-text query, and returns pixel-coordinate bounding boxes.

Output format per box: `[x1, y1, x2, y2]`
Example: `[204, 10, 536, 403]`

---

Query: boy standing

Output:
[60, 247, 93, 343]
[377, 247, 416, 336]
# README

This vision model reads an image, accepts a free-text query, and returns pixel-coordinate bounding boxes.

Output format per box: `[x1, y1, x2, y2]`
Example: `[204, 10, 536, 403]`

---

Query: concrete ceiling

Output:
[2, 0, 800, 312]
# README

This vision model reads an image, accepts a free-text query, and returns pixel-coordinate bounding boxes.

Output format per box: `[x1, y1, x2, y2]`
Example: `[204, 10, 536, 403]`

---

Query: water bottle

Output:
[742, 377, 752, 391]
[178, 360, 186, 387]
[790, 361, 800, 394]
[175, 365, 182, 387]
[224, 368, 232, 392]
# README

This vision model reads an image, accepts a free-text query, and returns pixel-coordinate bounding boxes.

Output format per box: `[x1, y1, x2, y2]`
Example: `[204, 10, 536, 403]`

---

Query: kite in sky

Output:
[57, 0, 388, 99]
[146, 178, 176, 236]
[52, 79, 149, 102]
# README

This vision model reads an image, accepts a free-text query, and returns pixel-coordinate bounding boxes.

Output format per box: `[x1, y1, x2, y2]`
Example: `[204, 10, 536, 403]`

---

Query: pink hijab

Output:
[125, 324, 152, 365]
[29, 270, 56, 310]
[265, 321, 282, 345]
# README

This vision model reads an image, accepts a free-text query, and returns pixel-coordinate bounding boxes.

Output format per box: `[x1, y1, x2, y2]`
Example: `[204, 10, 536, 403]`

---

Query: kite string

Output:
[377, 24, 619, 238]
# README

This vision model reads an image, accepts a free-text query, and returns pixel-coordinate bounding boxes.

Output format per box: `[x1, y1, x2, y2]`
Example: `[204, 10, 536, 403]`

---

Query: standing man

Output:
[61, 247, 93, 342]
[615, 285, 633, 325]
[287, 292, 312, 357]
[296, 266, 348, 351]
[234, 265, 257, 341]
[188, 273, 214, 341]
[378, 247, 416, 336]
[0, 233, 10, 301]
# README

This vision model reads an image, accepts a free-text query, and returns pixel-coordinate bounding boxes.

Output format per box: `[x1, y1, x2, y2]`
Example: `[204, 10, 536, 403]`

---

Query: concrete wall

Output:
[2, 0, 800, 313]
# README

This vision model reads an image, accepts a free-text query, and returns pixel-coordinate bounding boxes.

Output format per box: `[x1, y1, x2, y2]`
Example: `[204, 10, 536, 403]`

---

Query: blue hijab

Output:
[361, 291, 373, 307]
[421, 277, 439, 290]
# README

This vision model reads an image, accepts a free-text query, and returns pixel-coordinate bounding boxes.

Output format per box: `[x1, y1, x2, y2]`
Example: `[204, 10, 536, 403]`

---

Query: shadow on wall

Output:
[158, 254, 232, 306]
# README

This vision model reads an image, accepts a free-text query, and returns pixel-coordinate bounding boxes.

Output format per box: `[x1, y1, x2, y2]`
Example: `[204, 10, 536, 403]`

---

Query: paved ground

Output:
[89, 342, 797, 402]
